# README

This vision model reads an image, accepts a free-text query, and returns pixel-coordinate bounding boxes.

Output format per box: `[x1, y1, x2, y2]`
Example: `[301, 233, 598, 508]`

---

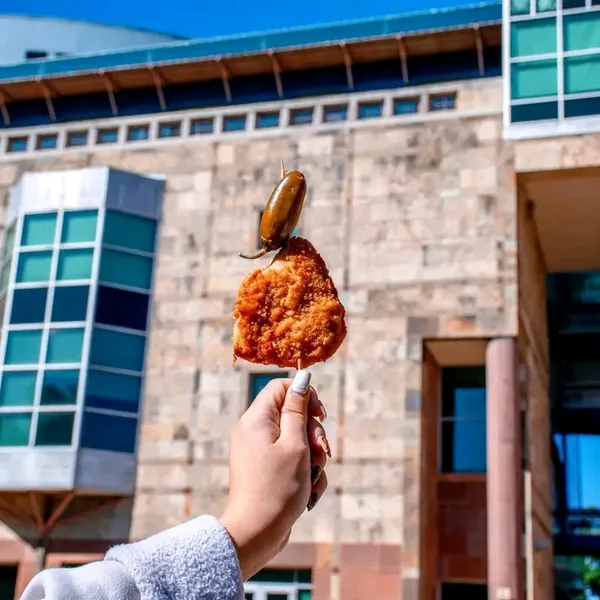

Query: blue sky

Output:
[5, 0, 467, 39]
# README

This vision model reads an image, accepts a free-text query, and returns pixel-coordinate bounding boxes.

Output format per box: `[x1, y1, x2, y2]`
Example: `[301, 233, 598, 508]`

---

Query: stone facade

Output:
[0, 77, 519, 599]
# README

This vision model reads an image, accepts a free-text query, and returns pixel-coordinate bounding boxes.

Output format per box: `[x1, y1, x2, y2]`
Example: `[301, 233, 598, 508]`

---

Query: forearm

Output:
[20, 515, 244, 600]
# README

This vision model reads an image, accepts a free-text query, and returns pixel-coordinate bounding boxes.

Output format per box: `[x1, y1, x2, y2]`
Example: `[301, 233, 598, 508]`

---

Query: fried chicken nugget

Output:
[233, 237, 347, 368]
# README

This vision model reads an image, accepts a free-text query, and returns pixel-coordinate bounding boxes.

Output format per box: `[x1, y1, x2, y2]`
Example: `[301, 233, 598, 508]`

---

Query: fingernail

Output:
[311, 465, 322, 485]
[318, 401, 328, 420]
[307, 492, 319, 512]
[317, 435, 332, 458]
[292, 370, 311, 395]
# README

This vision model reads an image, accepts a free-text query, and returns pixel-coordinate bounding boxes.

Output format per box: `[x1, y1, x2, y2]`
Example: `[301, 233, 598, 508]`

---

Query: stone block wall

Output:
[0, 78, 519, 599]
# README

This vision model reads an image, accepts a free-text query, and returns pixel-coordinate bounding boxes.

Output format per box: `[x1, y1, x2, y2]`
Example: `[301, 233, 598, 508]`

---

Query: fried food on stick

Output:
[233, 236, 347, 369]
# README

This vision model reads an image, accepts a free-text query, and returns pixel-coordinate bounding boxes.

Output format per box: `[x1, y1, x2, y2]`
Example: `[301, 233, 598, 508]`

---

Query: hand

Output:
[220, 371, 330, 580]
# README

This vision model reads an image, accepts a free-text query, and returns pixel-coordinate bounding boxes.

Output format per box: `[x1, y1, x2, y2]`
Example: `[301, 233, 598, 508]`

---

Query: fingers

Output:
[310, 436, 328, 485]
[307, 415, 331, 458]
[279, 370, 312, 442]
[307, 470, 328, 512]
[308, 388, 327, 421]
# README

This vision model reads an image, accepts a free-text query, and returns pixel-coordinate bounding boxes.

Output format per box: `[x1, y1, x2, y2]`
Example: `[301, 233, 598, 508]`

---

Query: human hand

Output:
[220, 371, 330, 580]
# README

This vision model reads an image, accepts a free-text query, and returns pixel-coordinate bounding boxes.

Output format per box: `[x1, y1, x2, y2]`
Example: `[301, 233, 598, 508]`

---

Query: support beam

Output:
[54, 496, 123, 528]
[486, 338, 523, 600]
[42, 491, 75, 536]
[149, 66, 167, 111]
[395, 35, 409, 84]
[100, 70, 119, 116]
[29, 492, 45, 536]
[37, 79, 56, 122]
[0, 496, 34, 526]
[474, 25, 485, 76]
[339, 43, 354, 90]
[268, 50, 284, 99]
[0, 90, 10, 125]
[216, 58, 232, 103]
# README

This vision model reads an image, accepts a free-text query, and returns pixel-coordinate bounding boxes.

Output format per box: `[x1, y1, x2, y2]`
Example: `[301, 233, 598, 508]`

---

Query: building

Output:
[0, 0, 598, 598]
[0, 15, 185, 65]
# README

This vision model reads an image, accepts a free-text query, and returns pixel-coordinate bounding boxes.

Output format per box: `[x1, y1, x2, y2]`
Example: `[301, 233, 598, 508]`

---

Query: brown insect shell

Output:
[259, 170, 307, 251]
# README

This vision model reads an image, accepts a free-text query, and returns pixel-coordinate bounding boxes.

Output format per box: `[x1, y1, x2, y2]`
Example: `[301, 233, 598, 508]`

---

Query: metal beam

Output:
[268, 50, 284, 99]
[37, 78, 56, 122]
[149, 66, 167, 111]
[395, 35, 409, 84]
[100, 70, 118, 116]
[216, 58, 232, 103]
[339, 43, 354, 90]
[474, 25, 485, 76]
[0, 90, 10, 125]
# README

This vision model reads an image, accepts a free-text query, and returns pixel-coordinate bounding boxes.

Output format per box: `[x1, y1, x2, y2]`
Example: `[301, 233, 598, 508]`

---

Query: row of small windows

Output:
[2, 93, 457, 154]
[511, 0, 600, 14]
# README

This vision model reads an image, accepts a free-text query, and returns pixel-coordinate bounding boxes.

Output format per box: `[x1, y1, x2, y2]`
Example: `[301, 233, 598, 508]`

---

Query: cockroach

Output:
[240, 159, 307, 260]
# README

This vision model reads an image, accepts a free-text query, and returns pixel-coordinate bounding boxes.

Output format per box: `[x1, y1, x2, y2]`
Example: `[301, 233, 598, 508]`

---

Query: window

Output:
[245, 569, 311, 600]
[440, 367, 487, 473]
[440, 582, 487, 600]
[224, 115, 247, 132]
[46, 329, 85, 363]
[0, 371, 37, 407]
[7, 137, 28, 153]
[358, 101, 383, 119]
[0, 565, 17, 600]
[21, 213, 58, 246]
[25, 50, 48, 60]
[51, 286, 89, 322]
[158, 122, 181, 138]
[40, 370, 79, 405]
[510, 0, 530, 14]
[95, 285, 149, 332]
[66, 131, 88, 147]
[256, 112, 280, 129]
[248, 373, 289, 405]
[510, 18, 556, 58]
[35, 412, 75, 446]
[393, 98, 419, 115]
[56, 248, 94, 280]
[0, 413, 31, 446]
[36, 134, 58, 150]
[62, 210, 98, 243]
[127, 125, 150, 141]
[323, 105, 348, 123]
[429, 93, 457, 112]
[290, 108, 313, 126]
[99, 249, 153, 290]
[85, 370, 142, 413]
[16, 250, 52, 283]
[90, 327, 146, 372]
[5, 330, 43, 365]
[190, 118, 214, 135]
[10, 288, 48, 324]
[103, 211, 157, 253]
[80, 411, 137, 453]
[96, 128, 119, 145]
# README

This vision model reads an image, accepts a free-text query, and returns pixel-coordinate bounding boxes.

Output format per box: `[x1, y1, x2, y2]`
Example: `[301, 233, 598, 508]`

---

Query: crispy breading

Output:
[233, 236, 347, 368]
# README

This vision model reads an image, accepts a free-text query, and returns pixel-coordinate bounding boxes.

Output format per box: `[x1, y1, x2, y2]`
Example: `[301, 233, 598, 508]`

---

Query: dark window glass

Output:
[0, 413, 31, 446]
[95, 285, 149, 331]
[7, 137, 28, 153]
[441, 583, 487, 600]
[440, 367, 487, 473]
[565, 97, 600, 119]
[563, 0, 585, 6]
[511, 101, 558, 123]
[96, 128, 119, 144]
[190, 118, 213, 135]
[248, 373, 288, 406]
[430, 93, 457, 111]
[324, 105, 348, 122]
[358, 101, 383, 119]
[80, 411, 137, 453]
[90, 327, 146, 371]
[35, 412, 75, 446]
[36, 134, 58, 150]
[40, 370, 79, 406]
[158, 122, 181, 138]
[25, 50, 47, 60]
[51, 286, 89, 322]
[85, 369, 141, 413]
[0, 565, 17, 600]
[249, 569, 311, 583]
[223, 115, 246, 132]
[103, 211, 157, 253]
[290, 108, 313, 126]
[127, 125, 149, 141]
[66, 131, 88, 147]
[10, 287, 48, 324]
[393, 98, 419, 115]
[256, 112, 280, 128]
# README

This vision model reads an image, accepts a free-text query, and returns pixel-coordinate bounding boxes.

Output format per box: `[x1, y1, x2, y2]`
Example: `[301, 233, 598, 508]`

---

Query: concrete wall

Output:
[0, 78, 518, 599]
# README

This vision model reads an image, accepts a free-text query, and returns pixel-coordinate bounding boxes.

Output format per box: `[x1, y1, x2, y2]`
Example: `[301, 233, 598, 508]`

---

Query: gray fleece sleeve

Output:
[19, 515, 243, 600]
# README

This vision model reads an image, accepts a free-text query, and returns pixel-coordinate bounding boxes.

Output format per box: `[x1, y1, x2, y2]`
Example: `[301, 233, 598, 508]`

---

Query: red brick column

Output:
[486, 338, 522, 600]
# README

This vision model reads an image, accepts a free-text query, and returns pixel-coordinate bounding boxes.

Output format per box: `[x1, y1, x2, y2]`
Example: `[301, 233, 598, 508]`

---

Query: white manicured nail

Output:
[291, 370, 311, 395]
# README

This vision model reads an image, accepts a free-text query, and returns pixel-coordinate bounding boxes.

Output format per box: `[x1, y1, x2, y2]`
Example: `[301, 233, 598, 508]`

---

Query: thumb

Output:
[279, 370, 311, 441]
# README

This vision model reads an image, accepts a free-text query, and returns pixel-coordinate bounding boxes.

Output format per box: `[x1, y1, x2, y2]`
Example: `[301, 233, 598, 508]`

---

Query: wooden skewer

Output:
[297, 358, 303, 371]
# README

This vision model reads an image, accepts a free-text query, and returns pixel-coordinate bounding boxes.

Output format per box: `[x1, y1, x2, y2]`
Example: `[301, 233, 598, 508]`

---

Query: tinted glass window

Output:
[51, 286, 89, 322]
[35, 412, 75, 446]
[80, 411, 137, 453]
[21, 213, 57, 246]
[10, 287, 48, 324]
[248, 373, 288, 405]
[90, 328, 146, 372]
[39, 369, 79, 406]
[0, 413, 31, 446]
[441, 583, 487, 600]
[46, 329, 84, 364]
[0, 371, 37, 407]
[16, 251, 52, 283]
[99, 249, 153, 290]
[85, 369, 141, 413]
[103, 211, 156, 253]
[5, 329, 43, 365]
[61, 210, 98, 244]
[56, 248, 94, 281]
[95, 285, 149, 331]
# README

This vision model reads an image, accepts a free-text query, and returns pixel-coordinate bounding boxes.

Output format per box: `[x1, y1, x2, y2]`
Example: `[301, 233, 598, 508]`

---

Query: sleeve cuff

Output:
[105, 515, 243, 600]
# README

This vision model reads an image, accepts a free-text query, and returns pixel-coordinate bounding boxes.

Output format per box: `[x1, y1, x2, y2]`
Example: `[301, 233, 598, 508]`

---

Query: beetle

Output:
[240, 159, 307, 259]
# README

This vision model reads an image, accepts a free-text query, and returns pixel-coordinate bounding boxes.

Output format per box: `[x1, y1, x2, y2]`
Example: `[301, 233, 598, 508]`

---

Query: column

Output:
[486, 338, 522, 600]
